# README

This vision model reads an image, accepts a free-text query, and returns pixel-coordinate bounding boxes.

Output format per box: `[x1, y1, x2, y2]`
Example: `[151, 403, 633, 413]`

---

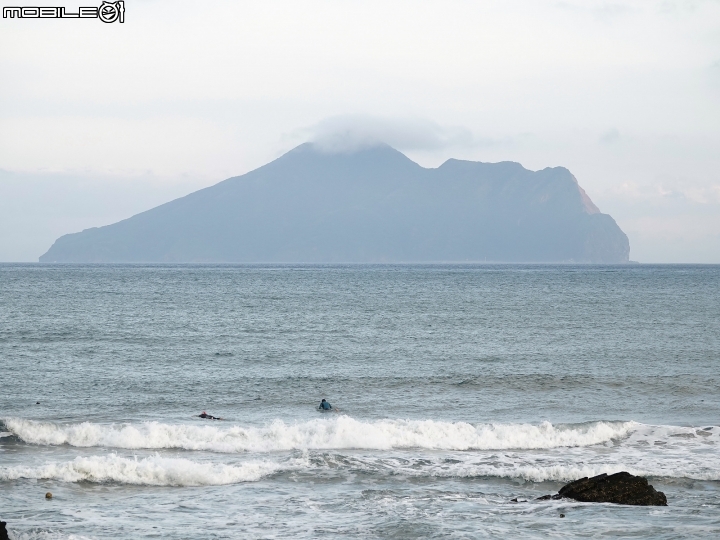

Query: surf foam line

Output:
[3, 417, 637, 453]
[419, 462, 720, 483]
[5, 531, 95, 540]
[332, 454, 720, 483]
[0, 454, 291, 486]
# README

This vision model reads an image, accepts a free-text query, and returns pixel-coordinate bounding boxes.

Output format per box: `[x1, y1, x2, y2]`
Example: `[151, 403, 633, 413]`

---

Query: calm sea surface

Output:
[1, 264, 719, 538]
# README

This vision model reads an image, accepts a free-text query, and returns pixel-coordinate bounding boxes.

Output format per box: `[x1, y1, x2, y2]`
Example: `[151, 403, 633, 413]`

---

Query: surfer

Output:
[197, 411, 222, 420]
[318, 399, 333, 411]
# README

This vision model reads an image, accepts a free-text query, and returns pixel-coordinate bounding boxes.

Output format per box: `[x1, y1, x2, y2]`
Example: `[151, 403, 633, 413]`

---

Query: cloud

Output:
[599, 128, 621, 144]
[554, 1, 635, 22]
[302, 115, 475, 153]
[708, 59, 720, 89]
[606, 177, 720, 205]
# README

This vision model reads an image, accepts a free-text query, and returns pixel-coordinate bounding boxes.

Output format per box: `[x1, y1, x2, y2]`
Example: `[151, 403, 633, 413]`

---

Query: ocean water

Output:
[1, 263, 719, 539]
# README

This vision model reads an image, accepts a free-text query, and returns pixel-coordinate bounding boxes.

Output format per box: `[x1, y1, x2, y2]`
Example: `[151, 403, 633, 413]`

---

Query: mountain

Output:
[39, 143, 629, 263]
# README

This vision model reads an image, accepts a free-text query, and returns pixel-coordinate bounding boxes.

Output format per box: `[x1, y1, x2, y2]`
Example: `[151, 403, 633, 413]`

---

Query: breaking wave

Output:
[2, 417, 635, 453]
[0, 454, 286, 486]
[3, 447, 719, 487]
[386, 457, 720, 483]
[5, 533, 95, 540]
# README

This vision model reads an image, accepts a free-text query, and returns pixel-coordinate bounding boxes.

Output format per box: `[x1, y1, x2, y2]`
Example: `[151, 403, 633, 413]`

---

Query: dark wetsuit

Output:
[199, 413, 219, 420]
[319, 401, 332, 411]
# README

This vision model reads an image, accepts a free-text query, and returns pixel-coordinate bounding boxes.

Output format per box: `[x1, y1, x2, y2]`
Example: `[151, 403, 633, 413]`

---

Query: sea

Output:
[1, 263, 719, 539]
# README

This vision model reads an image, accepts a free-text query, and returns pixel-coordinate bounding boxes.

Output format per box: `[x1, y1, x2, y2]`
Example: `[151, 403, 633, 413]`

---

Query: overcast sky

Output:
[1, 0, 719, 262]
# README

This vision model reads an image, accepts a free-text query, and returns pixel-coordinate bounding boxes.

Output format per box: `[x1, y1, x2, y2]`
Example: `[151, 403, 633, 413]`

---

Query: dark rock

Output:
[510, 498, 518, 502]
[556, 472, 667, 506]
[0, 520, 9, 540]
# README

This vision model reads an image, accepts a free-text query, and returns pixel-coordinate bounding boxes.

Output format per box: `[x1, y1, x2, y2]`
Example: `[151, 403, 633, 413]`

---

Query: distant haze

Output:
[1, 0, 719, 262]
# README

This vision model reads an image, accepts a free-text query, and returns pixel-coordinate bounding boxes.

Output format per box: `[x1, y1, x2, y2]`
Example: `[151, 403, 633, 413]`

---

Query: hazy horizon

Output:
[1, 0, 719, 262]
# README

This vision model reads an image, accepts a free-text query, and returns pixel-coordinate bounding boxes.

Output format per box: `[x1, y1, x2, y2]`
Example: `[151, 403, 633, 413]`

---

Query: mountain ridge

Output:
[39, 143, 630, 263]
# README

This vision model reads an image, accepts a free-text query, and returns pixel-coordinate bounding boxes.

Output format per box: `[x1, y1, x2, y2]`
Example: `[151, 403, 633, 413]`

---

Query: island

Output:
[40, 143, 629, 263]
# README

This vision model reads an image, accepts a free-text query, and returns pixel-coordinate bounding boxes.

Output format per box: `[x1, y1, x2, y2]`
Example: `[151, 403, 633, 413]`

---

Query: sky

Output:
[1, 0, 719, 262]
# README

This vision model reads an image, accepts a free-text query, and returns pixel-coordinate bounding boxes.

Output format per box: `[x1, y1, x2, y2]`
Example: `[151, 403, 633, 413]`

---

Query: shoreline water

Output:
[1, 264, 718, 538]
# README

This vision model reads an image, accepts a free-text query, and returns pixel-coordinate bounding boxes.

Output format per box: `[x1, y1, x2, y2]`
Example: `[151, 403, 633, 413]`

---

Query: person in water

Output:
[319, 399, 333, 411]
[198, 411, 221, 420]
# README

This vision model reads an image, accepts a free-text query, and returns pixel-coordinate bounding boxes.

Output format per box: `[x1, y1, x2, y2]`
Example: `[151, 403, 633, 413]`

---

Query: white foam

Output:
[2, 417, 636, 453]
[7, 532, 95, 540]
[426, 460, 720, 483]
[325, 443, 720, 482]
[0, 454, 285, 486]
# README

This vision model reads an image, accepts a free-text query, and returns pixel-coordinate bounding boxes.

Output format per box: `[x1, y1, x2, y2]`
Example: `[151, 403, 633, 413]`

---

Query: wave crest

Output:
[2, 417, 635, 452]
[0, 454, 283, 486]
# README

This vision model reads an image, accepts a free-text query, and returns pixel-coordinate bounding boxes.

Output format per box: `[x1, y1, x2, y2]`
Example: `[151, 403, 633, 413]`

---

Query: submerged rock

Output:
[538, 472, 667, 506]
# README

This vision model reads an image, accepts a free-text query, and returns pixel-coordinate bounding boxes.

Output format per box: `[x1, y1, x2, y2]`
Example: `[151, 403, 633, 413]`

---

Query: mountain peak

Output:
[39, 148, 629, 263]
[286, 140, 410, 160]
